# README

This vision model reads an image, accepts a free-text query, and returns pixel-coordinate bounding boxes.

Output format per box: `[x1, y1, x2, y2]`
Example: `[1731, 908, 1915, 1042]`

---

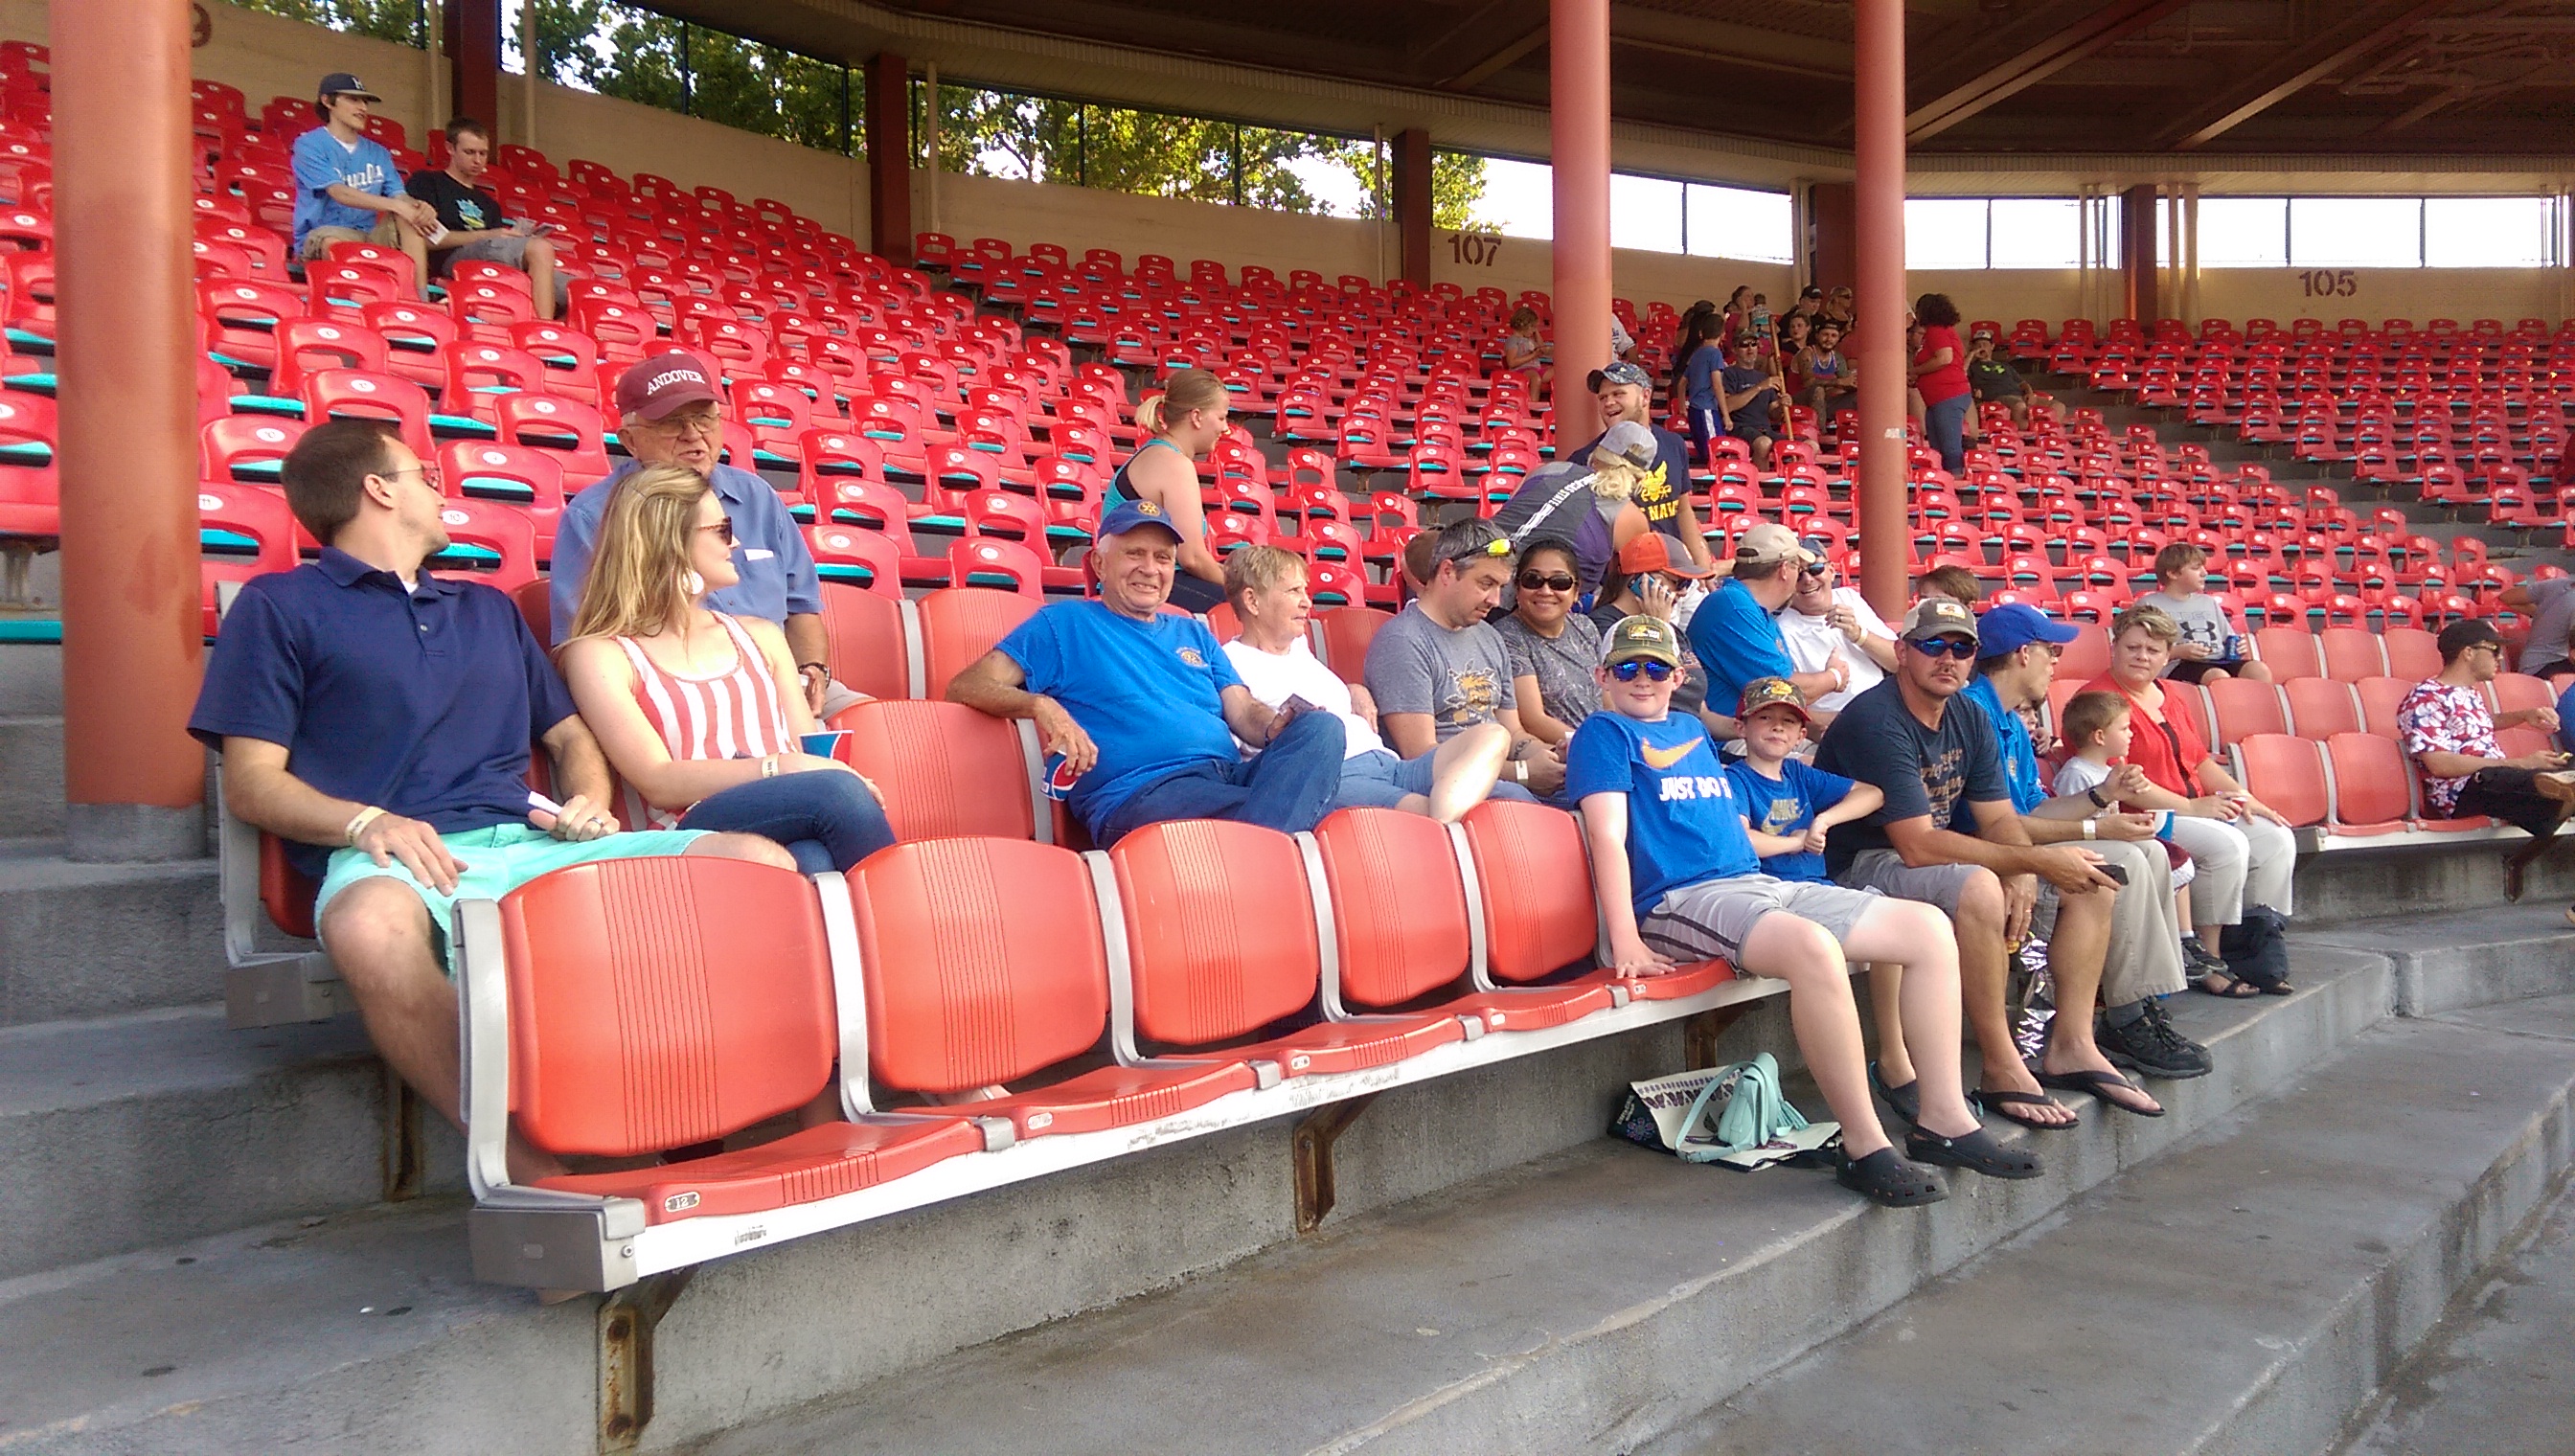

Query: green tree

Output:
[522, 0, 852, 153]
[229, 0, 424, 48]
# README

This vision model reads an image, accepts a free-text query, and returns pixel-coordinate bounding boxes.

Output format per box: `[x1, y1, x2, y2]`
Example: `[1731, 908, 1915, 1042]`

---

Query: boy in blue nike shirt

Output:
[1723, 676, 1883, 882]
[1567, 615, 2038, 1202]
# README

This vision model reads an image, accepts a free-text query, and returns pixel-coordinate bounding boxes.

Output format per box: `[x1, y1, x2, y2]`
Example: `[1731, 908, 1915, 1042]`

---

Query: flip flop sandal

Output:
[1835, 1147, 1948, 1207]
[1868, 1060, 1922, 1127]
[1975, 1088, 2079, 1132]
[1905, 1126, 2044, 1180]
[2194, 970, 2264, 999]
[2034, 1066, 2165, 1118]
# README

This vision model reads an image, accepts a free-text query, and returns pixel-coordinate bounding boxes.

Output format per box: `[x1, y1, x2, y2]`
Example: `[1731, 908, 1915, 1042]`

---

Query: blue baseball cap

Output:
[1976, 603, 2078, 657]
[1097, 497, 1183, 543]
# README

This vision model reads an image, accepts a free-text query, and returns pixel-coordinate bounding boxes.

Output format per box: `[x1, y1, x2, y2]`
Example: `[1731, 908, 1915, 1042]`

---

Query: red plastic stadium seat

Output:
[424, 497, 539, 592]
[833, 699, 1038, 841]
[1458, 798, 1733, 1000]
[2232, 734, 2327, 829]
[2349, 676, 2411, 739]
[805, 523, 904, 599]
[1313, 604, 1393, 684]
[507, 857, 983, 1223]
[302, 368, 432, 458]
[0, 389, 56, 544]
[199, 414, 303, 484]
[917, 584, 1040, 700]
[439, 441, 564, 559]
[2381, 627, 2442, 681]
[1310, 808, 1616, 1032]
[2317, 626, 2386, 682]
[2490, 671, 2555, 720]
[947, 535, 1048, 598]
[815, 580, 915, 700]
[849, 838, 1258, 1138]
[1110, 820, 1466, 1075]
[2056, 623, 2112, 681]
[2281, 677, 2361, 739]
[196, 479, 299, 637]
[2203, 676, 2288, 741]
[2323, 732, 2414, 836]
[2252, 626, 2321, 681]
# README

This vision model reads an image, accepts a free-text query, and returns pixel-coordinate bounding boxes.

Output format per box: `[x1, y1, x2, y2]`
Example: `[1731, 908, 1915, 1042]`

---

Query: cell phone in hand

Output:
[2097, 862, 2129, 886]
[1276, 694, 1318, 728]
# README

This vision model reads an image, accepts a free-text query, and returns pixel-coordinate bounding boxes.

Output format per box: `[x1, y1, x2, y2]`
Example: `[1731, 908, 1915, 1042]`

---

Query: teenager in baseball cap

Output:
[1577, 361, 1712, 570]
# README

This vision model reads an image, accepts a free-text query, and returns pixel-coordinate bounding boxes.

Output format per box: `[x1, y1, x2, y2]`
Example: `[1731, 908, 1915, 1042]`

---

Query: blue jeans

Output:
[1925, 392, 1970, 473]
[1093, 710, 1348, 845]
[677, 769, 896, 874]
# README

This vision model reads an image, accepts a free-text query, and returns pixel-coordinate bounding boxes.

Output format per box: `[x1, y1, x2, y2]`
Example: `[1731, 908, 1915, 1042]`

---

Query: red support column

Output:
[1549, 0, 1612, 446]
[2122, 182, 2159, 324]
[1391, 126, 1432, 288]
[53, 0, 205, 859]
[443, 0, 500, 132]
[1853, 0, 1909, 620]
[1808, 181, 1856, 291]
[866, 53, 913, 266]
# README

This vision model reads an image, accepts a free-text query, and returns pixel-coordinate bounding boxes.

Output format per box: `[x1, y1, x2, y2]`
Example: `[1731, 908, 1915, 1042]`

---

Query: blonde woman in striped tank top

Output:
[558, 466, 895, 873]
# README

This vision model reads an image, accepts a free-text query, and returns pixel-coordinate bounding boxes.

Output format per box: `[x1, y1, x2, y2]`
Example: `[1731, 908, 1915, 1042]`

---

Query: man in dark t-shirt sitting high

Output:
[404, 117, 563, 319]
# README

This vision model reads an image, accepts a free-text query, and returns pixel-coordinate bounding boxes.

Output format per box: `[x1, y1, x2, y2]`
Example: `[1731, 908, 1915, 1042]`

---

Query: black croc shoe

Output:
[1905, 1126, 2043, 1180]
[1835, 1147, 1948, 1207]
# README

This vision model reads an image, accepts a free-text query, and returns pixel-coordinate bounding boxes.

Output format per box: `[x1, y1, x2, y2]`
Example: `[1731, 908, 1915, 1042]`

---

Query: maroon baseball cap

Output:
[614, 352, 720, 421]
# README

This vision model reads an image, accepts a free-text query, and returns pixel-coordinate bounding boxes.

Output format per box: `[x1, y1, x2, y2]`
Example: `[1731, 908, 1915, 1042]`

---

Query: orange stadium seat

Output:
[2317, 626, 2386, 681]
[849, 837, 1259, 1139]
[833, 699, 1040, 843]
[2323, 732, 2413, 836]
[815, 580, 918, 699]
[917, 583, 1041, 699]
[2350, 676, 2412, 739]
[2204, 675, 2288, 742]
[2231, 734, 2328, 829]
[2252, 626, 2322, 680]
[1459, 797, 1733, 1001]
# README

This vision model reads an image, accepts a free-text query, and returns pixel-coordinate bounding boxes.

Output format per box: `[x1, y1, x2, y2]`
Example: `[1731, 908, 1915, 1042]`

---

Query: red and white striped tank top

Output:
[616, 612, 795, 830]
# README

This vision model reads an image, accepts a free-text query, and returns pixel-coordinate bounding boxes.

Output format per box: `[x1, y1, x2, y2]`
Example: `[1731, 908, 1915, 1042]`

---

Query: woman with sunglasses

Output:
[1105, 368, 1234, 612]
[1496, 537, 1605, 750]
[558, 465, 896, 872]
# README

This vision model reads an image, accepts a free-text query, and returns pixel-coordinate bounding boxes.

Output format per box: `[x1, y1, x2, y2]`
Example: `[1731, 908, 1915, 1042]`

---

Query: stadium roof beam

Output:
[2149, 0, 2457, 152]
[1903, 0, 2196, 145]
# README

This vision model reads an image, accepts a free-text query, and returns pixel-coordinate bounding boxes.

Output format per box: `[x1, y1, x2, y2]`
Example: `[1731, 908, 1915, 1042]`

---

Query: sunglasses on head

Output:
[1517, 571, 1576, 593]
[1609, 659, 1675, 682]
[1439, 534, 1514, 563]
[1909, 636, 1979, 660]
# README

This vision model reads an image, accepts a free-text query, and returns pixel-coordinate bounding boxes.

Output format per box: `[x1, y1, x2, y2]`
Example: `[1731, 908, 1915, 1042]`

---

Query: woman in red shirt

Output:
[2082, 605, 2298, 990]
[1910, 293, 1972, 474]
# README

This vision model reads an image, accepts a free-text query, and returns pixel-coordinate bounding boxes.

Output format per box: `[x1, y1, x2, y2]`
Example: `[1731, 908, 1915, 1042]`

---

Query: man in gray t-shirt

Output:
[2504, 577, 2575, 677]
[1365, 520, 1564, 798]
[2136, 544, 2271, 685]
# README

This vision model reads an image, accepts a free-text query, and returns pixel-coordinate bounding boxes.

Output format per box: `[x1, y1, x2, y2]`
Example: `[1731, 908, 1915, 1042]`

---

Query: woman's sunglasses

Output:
[1609, 660, 1676, 682]
[1517, 572, 1577, 593]
[697, 518, 737, 545]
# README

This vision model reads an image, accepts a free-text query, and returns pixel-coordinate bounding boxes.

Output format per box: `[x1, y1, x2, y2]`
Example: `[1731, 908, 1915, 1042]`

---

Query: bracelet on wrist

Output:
[761, 755, 780, 779]
[345, 805, 386, 847]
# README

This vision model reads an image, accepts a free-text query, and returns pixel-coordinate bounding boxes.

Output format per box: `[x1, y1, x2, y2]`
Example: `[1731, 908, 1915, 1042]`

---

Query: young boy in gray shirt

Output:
[2134, 543, 2272, 685]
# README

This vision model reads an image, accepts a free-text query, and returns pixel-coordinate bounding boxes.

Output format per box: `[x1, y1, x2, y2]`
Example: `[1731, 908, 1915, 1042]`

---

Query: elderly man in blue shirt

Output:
[1686, 522, 1851, 734]
[1961, 603, 2199, 1103]
[551, 352, 854, 715]
[947, 498, 1345, 846]
[192, 420, 793, 1182]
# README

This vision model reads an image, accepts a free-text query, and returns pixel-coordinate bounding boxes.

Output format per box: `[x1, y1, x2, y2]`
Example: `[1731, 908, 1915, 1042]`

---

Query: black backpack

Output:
[2220, 904, 2290, 992]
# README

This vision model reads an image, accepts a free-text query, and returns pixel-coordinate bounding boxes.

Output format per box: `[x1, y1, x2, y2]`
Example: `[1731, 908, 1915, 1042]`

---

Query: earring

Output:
[680, 569, 706, 598]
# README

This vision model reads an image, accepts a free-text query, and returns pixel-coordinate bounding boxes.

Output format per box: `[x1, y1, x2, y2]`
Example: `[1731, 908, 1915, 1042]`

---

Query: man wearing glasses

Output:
[1686, 522, 1850, 734]
[1365, 519, 1562, 800]
[2398, 618, 2575, 908]
[1777, 542, 1899, 713]
[550, 352, 846, 715]
[1812, 599, 2124, 1133]
[190, 421, 792, 1183]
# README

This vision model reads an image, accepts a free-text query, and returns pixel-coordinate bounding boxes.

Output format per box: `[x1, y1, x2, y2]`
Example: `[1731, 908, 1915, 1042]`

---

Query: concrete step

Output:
[2311, 901, 2575, 1018]
[669, 943, 2395, 1456]
[2338, 1019, 2575, 1456]
[0, 1004, 462, 1279]
[1651, 1013, 2575, 1456]
[0, 839, 225, 1027]
[0, 716, 61, 836]
[2290, 839, 2575, 928]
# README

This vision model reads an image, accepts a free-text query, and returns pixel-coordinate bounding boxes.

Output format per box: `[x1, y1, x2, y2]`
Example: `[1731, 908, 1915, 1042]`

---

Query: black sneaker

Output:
[2138, 996, 2212, 1070]
[2100, 1001, 2210, 1081]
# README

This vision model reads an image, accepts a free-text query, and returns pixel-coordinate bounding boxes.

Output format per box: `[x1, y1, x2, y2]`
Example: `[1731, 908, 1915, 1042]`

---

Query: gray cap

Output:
[1591, 420, 1659, 469]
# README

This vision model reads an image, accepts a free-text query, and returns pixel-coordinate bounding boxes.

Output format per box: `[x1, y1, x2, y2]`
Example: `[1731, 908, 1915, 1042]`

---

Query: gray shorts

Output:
[435, 235, 569, 307]
[1837, 848, 1984, 918]
[1641, 874, 1881, 967]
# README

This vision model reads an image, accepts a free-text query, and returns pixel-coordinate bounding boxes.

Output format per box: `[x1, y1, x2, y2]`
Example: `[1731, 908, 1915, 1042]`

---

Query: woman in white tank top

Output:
[558, 466, 894, 872]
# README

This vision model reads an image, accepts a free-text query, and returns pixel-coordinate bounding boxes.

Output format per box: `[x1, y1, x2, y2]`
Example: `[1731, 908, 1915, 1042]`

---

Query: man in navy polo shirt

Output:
[551, 352, 850, 714]
[947, 498, 1345, 845]
[192, 420, 791, 1180]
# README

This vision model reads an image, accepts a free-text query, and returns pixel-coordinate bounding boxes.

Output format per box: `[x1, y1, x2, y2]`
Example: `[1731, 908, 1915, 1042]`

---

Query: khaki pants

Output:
[2032, 836, 2186, 1010]
[298, 216, 404, 260]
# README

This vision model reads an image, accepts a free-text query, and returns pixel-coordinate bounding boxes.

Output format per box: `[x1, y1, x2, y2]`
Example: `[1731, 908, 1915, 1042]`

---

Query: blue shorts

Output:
[312, 821, 707, 975]
[1333, 748, 1438, 810]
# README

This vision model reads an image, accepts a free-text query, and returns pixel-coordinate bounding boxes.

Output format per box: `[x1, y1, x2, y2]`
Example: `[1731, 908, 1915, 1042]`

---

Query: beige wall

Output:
[1903, 267, 2573, 330]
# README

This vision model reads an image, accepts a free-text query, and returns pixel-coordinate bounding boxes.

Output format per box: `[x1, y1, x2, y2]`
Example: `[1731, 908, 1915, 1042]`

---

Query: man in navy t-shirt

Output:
[949, 498, 1344, 845]
[189, 419, 789, 1183]
[1812, 598, 2121, 1133]
[289, 73, 436, 291]
[1569, 615, 2029, 1202]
